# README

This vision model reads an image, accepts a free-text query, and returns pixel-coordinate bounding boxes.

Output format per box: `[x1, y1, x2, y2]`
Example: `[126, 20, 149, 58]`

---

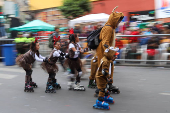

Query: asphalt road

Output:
[0, 63, 170, 113]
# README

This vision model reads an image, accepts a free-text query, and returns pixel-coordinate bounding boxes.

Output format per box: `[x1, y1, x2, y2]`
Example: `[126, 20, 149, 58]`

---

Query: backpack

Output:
[87, 25, 112, 49]
[48, 33, 54, 48]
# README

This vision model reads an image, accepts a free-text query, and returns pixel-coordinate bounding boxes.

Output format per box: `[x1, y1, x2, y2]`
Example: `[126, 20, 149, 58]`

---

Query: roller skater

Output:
[16, 37, 47, 92]
[65, 29, 85, 91]
[41, 36, 64, 93]
[90, 6, 123, 101]
[93, 46, 119, 110]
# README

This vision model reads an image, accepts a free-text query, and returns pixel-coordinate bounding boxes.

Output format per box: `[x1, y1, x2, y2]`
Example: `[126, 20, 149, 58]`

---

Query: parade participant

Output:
[93, 47, 119, 110]
[95, 6, 124, 94]
[65, 28, 85, 91]
[15, 38, 47, 92]
[41, 36, 65, 93]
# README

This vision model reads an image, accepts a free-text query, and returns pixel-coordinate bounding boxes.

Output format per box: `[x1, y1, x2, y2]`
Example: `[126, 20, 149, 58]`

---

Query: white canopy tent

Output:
[68, 13, 110, 28]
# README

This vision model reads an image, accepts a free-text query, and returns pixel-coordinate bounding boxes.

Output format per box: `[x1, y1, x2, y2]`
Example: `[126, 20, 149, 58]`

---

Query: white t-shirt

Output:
[69, 43, 81, 58]
[30, 51, 45, 62]
[53, 48, 61, 57]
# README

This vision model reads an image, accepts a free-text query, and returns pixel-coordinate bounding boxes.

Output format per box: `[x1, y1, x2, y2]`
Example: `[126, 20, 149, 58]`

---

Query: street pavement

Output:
[0, 62, 170, 113]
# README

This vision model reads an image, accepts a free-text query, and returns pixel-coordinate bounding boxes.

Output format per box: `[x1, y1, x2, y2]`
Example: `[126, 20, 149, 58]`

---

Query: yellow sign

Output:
[29, 0, 63, 10]
[29, 0, 97, 10]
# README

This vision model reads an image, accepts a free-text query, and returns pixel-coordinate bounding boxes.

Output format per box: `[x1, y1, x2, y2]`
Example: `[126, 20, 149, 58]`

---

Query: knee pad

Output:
[26, 70, 33, 76]
[78, 71, 83, 77]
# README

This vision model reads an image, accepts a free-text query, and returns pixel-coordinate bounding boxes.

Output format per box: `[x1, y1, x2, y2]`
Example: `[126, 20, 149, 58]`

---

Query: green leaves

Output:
[59, 0, 92, 19]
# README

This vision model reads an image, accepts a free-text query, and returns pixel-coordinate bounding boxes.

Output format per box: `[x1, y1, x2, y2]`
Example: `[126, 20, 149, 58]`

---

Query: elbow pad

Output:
[102, 69, 109, 76]
[75, 51, 80, 55]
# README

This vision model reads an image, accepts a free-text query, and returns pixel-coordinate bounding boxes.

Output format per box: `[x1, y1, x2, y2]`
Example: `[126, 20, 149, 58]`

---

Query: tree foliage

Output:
[59, 0, 92, 19]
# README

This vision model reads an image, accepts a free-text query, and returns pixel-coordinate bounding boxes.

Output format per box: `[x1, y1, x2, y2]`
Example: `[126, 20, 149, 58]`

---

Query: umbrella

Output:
[10, 20, 55, 32]
[68, 13, 110, 27]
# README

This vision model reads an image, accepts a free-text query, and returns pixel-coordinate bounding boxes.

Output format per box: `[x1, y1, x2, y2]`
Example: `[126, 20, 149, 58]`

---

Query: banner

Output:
[155, 0, 170, 18]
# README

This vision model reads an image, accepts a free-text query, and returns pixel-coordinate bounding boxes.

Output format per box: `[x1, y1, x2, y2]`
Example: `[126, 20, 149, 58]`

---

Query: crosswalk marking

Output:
[159, 93, 170, 96]
[0, 73, 18, 79]
[0, 68, 24, 73]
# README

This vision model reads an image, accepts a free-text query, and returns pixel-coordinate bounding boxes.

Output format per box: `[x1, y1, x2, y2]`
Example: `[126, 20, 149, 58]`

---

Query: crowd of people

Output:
[115, 23, 170, 60]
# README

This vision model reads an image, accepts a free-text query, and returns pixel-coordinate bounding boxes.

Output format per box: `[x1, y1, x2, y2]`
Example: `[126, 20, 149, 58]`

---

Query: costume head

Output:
[53, 35, 60, 46]
[69, 28, 77, 43]
[30, 37, 39, 54]
[104, 46, 119, 60]
[105, 6, 124, 29]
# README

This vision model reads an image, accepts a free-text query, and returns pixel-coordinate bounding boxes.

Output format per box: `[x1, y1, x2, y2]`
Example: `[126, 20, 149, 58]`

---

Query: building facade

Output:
[28, 0, 97, 27]
[91, 0, 170, 23]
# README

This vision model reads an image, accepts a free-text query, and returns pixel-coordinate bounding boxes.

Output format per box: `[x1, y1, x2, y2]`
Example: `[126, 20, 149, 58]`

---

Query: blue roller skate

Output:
[104, 95, 114, 104]
[93, 97, 110, 110]
[45, 81, 56, 93]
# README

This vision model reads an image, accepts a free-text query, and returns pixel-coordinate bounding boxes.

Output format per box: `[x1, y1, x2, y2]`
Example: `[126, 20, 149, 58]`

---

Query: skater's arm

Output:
[34, 54, 43, 62]
[39, 54, 45, 60]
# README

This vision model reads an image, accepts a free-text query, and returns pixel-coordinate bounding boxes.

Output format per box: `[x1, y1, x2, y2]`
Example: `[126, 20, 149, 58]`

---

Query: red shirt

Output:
[129, 31, 139, 43]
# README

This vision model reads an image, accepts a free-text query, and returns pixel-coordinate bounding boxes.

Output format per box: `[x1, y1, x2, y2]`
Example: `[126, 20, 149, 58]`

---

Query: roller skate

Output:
[45, 82, 56, 93]
[107, 83, 120, 94]
[24, 82, 34, 92]
[93, 97, 110, 110]
[30, 81, 38, 88]
[73, 82, 86, 91]
[52, 79, 61, 89]
[104, 95, 114, 104]
[30, 78, 38, 88]
[88, 79, 97, 88]
[67, 82, 85, 91]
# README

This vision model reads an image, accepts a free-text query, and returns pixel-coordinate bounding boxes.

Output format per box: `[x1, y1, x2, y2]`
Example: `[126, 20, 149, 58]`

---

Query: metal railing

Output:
[0, 34, 170, 67]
